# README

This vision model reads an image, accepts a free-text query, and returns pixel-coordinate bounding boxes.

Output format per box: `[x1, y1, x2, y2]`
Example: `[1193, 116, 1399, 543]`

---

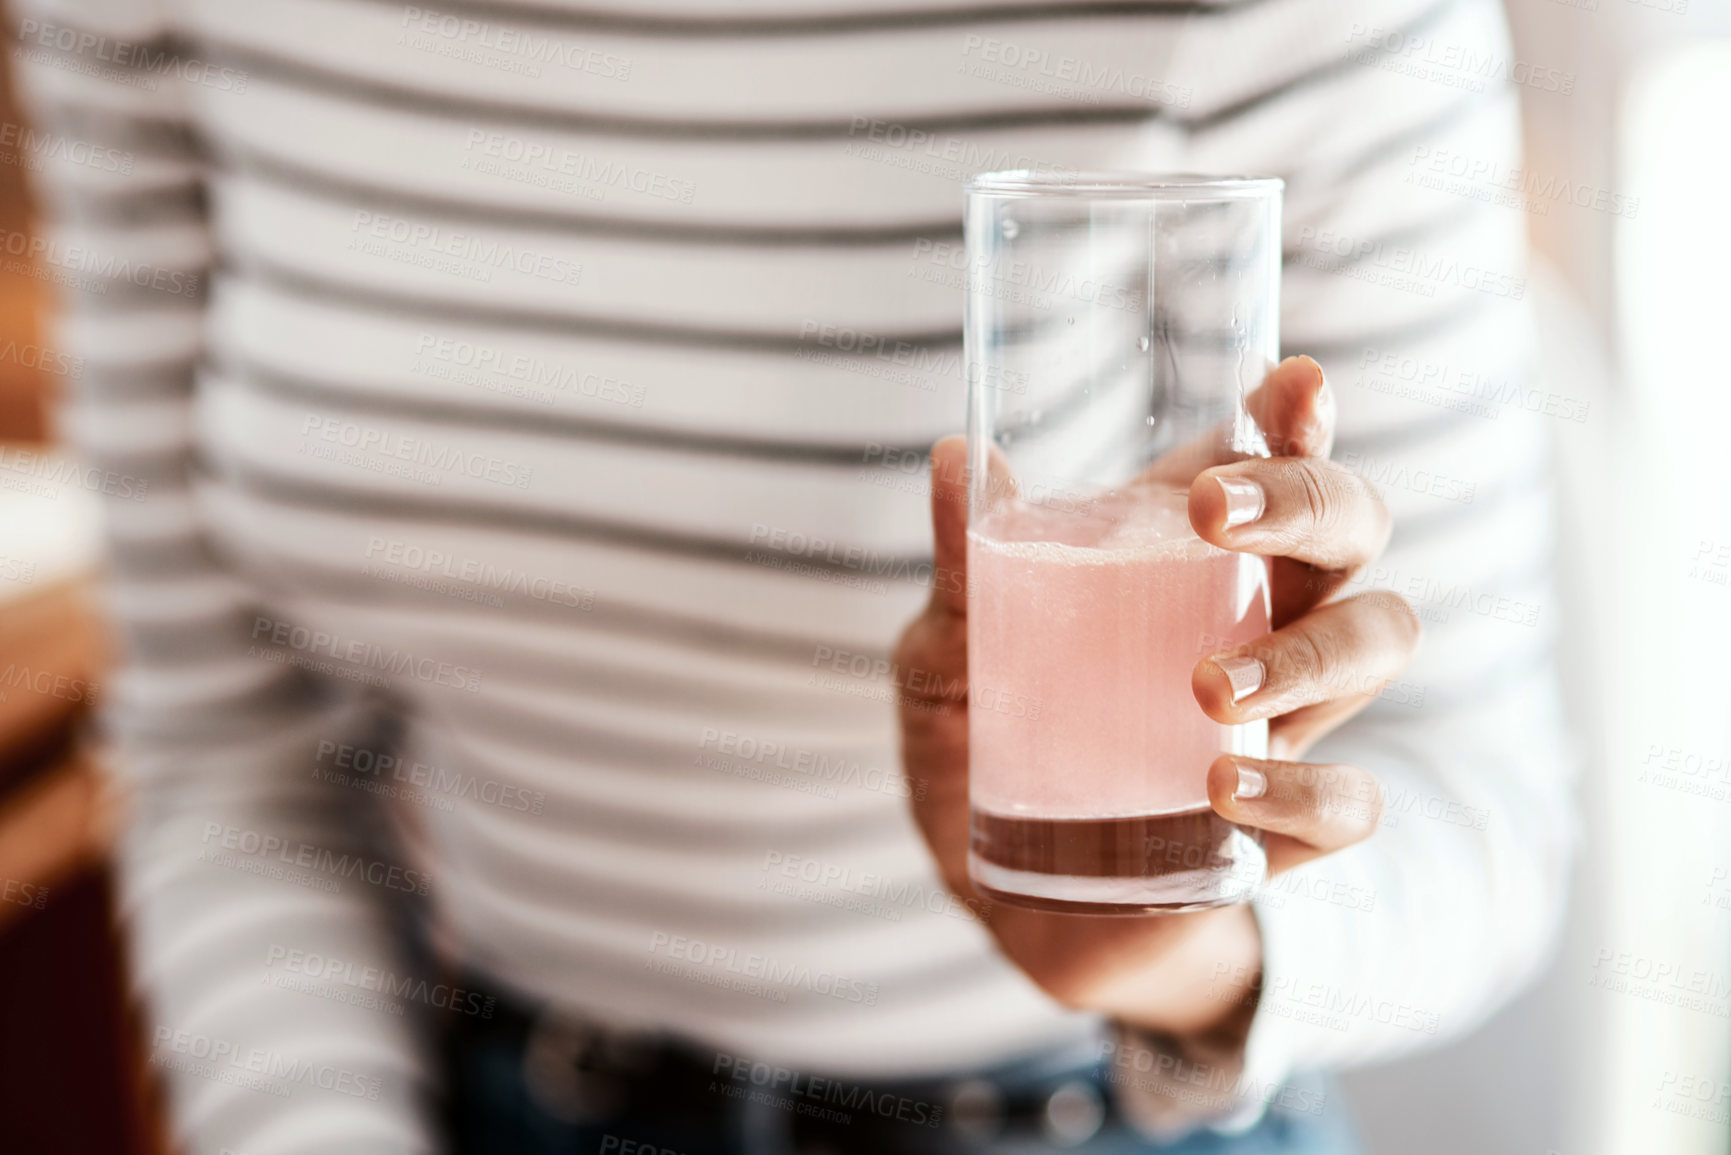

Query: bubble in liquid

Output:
[1066, 316, 1076, 326]
[1001, 218, 1020, 240]
[1136, 335, 1151, 352]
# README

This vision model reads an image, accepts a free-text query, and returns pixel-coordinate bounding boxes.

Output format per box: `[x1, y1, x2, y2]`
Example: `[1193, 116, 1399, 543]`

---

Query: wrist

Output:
[1102, 904, 1265, 1138]
[1114, 902, 1263, 1042]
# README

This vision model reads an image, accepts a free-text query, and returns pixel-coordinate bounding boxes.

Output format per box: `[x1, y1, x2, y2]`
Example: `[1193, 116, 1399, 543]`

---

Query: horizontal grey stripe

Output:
[68, 363, 197, 401]
[187, 0, 1460, 140]
[239, 258, 961, 350]
[224, 139, 960, 245]
[339, 0, 1273, 35]
[220, 357, 939, 464]
[1189, 0, 1469, 132]
[1280, 198, 1487, 268]
[461, 911, 1013, 1024]
[47, 183, 208, 230]
[408, 826, 915, 939]
[1332, 401, 1497, 458]
[108, 535, 222, 580]
[32, 105, 201, 159]
[205, 457, 933, 578]
[220, 71, 1489, 246]
[203, 528, 897, 665]
[100, 664, 332, 746]
[199, 36, 1164, 137]
[49, 277, 209, 313]
[123, 613, 274, 667]
[1287, 88, 1500, 196]
[1287, 291, 1493, 364]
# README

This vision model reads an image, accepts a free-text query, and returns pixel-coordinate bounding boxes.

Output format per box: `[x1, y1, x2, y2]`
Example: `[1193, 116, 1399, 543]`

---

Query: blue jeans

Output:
[444, 1004, 1361, 1155]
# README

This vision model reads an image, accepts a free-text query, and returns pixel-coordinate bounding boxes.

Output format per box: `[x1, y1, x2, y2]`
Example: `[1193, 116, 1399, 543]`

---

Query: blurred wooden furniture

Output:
[0, 579, 166, 1154]
[0, 12, 51, 445]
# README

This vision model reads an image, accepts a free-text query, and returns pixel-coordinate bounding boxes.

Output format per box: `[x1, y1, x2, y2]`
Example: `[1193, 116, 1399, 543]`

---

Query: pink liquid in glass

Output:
[967, 486, 1271, 912]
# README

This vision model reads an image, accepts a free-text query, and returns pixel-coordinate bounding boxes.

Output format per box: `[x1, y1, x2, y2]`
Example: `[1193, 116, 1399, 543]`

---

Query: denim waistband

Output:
[441, 983, 1356, 1155]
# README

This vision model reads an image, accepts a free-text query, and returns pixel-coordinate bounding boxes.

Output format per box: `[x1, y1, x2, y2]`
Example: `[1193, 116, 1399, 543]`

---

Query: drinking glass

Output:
[964, 171, 1282, 914]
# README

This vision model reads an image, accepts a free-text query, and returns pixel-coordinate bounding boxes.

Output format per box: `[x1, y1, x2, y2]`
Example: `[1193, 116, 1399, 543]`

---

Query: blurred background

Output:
[0, 3, 1726, 1154]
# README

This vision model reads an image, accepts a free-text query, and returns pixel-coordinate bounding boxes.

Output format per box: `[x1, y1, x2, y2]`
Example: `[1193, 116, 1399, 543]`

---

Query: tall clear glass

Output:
[964, 172, 1282, 914]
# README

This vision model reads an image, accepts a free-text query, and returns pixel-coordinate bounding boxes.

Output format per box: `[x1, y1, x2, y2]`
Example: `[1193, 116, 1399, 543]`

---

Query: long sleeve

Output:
[1216, 0, 1577, 1118]
[7, 2, 439, 1150]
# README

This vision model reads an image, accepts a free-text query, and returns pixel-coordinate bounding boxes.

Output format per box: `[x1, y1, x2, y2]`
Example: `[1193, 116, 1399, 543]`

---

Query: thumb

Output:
[927, 436, 1020, 617]
[1248, 355, 1334, 459]
[927, 435, 970, 618]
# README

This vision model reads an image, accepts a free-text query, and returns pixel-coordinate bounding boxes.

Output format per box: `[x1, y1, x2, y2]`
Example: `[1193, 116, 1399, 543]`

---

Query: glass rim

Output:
[965, 170, 1283, 199]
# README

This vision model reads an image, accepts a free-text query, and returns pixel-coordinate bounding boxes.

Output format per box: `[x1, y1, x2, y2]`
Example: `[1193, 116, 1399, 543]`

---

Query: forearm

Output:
[123, 709, 440, 1155]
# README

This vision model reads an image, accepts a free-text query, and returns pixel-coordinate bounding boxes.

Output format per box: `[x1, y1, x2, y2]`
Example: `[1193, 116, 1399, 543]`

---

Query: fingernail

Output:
[1212, 654, 1265, 702]
[1217, 476, 1265, 529]
[1234, 765, 1268, 801]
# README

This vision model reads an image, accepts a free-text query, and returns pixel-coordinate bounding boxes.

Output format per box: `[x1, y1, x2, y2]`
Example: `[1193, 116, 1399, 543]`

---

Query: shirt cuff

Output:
[1107, 886, 1366, 1140]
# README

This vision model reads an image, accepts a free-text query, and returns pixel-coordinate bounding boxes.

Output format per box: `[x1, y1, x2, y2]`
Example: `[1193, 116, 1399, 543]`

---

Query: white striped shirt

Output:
[9, 0, 1574, 1150]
